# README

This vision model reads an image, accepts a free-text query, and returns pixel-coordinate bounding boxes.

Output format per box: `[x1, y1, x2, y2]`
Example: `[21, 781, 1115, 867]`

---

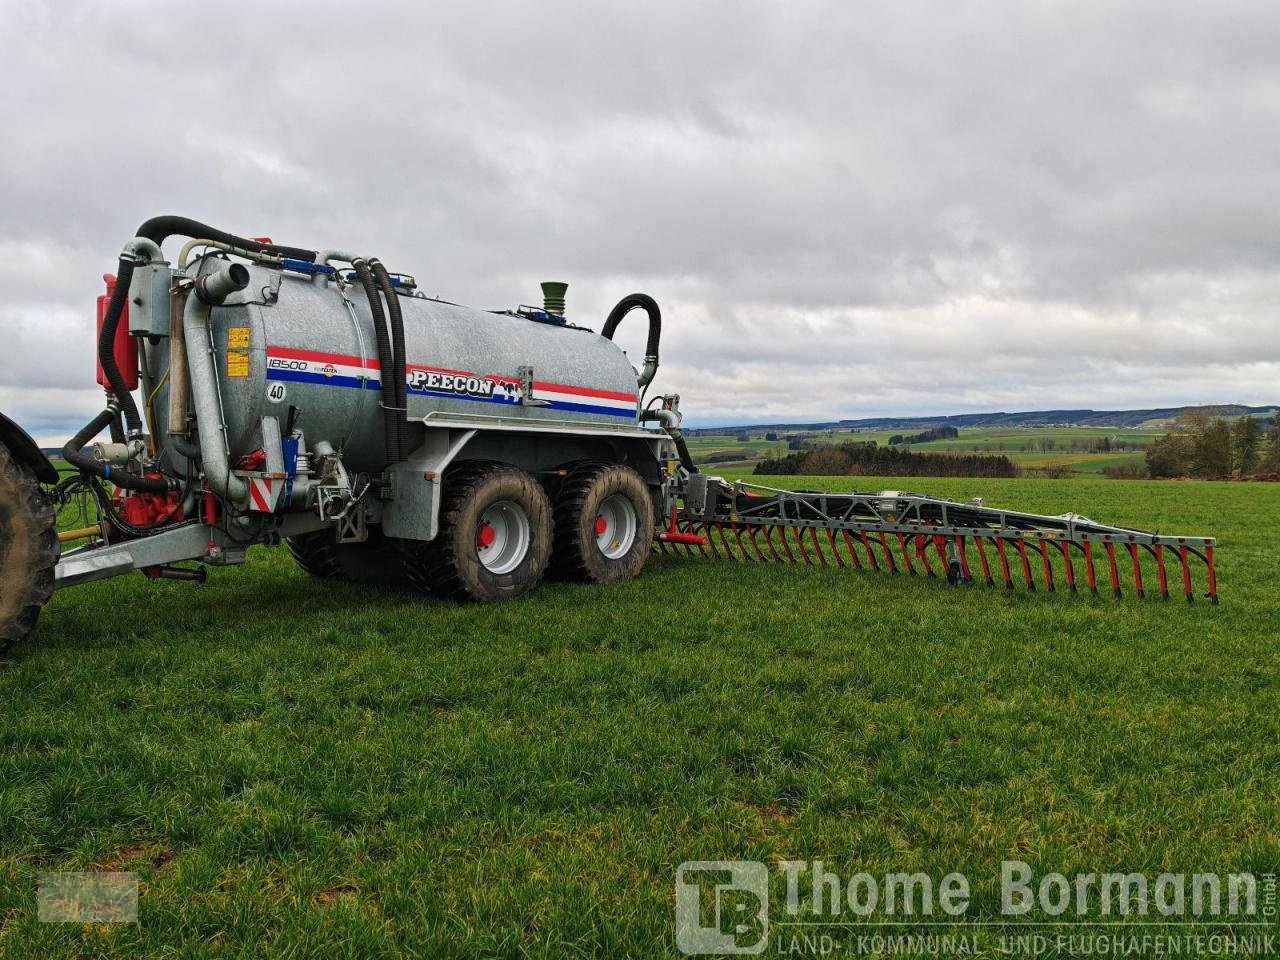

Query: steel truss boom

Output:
[658, 476, 1218, 604]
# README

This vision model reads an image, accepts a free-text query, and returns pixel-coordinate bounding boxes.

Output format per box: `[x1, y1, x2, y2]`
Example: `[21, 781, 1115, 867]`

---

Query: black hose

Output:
[167, 433, 200, 459]
[108, 407, 126, 444]
[353, 259, 399, 466]
[62, 408, 171, 493]
[675, 436, 698, 474]
[97, 267, 142, 432]
[97, 217, 318, 436]
[601, 293, 662, 363]
[370, 259, 408, 461]
[134, 216, 317, 262]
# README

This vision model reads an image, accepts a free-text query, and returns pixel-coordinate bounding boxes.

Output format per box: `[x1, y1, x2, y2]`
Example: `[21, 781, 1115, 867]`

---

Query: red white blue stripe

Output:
[265, 347, 637, 419]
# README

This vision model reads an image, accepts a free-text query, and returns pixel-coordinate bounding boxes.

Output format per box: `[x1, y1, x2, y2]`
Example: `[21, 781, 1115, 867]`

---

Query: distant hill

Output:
[689, 404, 1278, 435]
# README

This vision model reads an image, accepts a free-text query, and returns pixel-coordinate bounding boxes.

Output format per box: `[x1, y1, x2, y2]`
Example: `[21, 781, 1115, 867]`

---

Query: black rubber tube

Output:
[353, 259, 399, 466]
[370, 259, 407, 461]
[108, 407, 126, 444]
[97, 264, 142, 432]
[134, 216, 317, 262]
[675, 436, 698, 474]
[97, 217, 318, 435]
[601, 293, 661, 362]
[62, 408, 170, 493]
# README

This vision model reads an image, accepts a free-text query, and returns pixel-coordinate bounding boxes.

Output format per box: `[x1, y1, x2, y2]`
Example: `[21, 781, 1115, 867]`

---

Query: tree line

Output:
[887, 426, 960, 445]
[1146, 412, 1280, 479]
[754, 442, 1018, 478]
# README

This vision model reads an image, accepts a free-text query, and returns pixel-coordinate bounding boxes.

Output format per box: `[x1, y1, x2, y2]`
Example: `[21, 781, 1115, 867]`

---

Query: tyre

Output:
[0, 443, 59, 652]
[285, 525, 404, 584]
[402, 461, 552, 602]
[551, 462, 654, 583]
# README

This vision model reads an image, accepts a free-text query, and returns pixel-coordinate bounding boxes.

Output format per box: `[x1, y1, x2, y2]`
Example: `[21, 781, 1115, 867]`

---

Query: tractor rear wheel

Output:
[551, 463, 653, 583]
[285, 525, 404, 583]
[401, 461, 552, 602]
[0, 443, 59, 652]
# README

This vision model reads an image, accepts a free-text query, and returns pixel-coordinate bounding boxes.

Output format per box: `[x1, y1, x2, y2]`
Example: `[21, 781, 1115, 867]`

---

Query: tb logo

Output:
[675, 861, 769, 955]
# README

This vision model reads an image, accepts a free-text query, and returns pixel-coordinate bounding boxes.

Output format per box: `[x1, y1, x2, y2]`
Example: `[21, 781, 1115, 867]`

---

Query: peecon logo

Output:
[675, 861, 769, 955]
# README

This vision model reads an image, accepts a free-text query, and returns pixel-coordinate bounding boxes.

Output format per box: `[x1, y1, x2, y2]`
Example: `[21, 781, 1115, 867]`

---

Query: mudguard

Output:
[0, 411, 58, 485]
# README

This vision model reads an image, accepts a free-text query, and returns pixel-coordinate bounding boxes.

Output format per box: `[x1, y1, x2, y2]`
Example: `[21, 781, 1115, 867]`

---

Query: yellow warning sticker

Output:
[227, 327, 250, 349]
[226, 351, 250, 378]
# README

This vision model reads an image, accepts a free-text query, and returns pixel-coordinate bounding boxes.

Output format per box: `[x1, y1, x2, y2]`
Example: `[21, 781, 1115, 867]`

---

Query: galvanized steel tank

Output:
[165, 262, 641, 473]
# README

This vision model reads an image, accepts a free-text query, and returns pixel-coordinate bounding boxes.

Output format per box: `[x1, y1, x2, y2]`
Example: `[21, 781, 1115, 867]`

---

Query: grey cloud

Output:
[1, 0, 1276, 439]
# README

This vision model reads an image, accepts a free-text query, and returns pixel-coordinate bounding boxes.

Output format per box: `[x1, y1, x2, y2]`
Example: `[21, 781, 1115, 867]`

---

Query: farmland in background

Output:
[685, 426, 1165, 475]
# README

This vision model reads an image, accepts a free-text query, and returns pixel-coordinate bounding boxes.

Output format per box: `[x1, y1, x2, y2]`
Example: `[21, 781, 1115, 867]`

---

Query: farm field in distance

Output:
[1, 474, 1275, 957]
[685, 426, 1165, 475]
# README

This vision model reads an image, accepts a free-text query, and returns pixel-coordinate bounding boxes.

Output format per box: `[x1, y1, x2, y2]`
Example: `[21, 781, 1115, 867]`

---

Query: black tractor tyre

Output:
[551, 462, 654, 583]
[401, 461, 552, 602]
[0, 443, 60, 653]
[285, 525, 405, 584]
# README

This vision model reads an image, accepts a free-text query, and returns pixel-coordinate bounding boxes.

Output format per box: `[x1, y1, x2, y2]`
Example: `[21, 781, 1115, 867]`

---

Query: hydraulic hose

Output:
[601, 293, 661, 388]
[352, 259, 400, 466]
[108, 407, 126, 444]
[134, 216, 316, 262]
[62, 407, 172, 492]
[370, 259, 408, 461]
[674, 436, 698, 474]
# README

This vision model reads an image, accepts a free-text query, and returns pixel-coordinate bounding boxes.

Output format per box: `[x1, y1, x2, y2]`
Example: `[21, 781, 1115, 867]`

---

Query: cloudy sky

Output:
[2, 0, 1278, 441]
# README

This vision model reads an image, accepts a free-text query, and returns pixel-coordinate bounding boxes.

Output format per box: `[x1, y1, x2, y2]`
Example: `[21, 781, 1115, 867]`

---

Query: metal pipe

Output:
[183, 263, 250, 505]
[318, 249, 364, 265]
[167, 281, 191, 436]
[194, 262, 251, 305]
[313, 250, 364, 286]
[177, 238, 283, 269]
[639, 408, 698, 473]
[59, 525, 103, 543]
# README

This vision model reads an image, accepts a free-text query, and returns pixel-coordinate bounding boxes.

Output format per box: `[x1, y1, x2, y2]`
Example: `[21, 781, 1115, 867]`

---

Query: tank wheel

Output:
[285, 525, 405, 584]
[402, 461, 552, 602]
[551, 462, 654, 583]
[0, 443, 60, 653]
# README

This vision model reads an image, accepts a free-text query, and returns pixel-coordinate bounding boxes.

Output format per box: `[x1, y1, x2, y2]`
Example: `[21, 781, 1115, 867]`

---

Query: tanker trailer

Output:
[0, 217, 1219, 651]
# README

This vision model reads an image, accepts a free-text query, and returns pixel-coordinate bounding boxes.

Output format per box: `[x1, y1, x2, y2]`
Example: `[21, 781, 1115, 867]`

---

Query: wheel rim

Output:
[476, 500, 531, 574]
[595, 493, 638, 560]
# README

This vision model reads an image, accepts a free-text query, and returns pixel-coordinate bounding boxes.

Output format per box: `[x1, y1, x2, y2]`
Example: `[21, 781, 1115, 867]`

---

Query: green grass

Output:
[2, 476, 1278, 957]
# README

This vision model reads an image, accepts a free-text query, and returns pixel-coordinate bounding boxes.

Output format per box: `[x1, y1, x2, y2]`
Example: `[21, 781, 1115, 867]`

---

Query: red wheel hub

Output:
[477, 523, 496, 549]
[594, 515, 608, 536]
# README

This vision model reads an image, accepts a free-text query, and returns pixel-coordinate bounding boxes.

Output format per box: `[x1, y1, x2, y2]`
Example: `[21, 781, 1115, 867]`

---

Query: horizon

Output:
[6, 2, 1280, 445]
[32, 400, 1278, 449]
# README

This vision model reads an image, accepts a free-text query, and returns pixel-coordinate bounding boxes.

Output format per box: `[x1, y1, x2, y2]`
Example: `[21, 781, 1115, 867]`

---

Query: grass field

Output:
[1, 475, 1277, 957]
[686, 427, 1162, 475]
